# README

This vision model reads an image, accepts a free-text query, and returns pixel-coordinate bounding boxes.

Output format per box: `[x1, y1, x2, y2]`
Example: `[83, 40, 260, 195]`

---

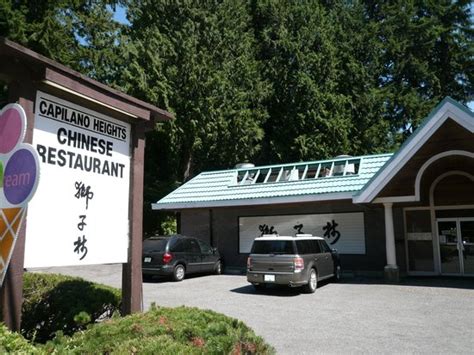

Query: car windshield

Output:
[251, 240, 295, 254]
[143, 238, 168, 252]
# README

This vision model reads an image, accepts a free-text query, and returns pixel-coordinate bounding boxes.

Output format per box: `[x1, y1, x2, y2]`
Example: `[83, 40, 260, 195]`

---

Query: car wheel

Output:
[334, 265, 342, 282]
[142, 274, 153, 282]
[303, 268, 317, 293]
[214, 260, 222, 275]
[172, 264, 185, 282]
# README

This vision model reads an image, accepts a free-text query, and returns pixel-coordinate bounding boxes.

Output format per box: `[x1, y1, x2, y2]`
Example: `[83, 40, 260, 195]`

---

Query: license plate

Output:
[144, 257, 152, 263]
[264, 274, 275, 282]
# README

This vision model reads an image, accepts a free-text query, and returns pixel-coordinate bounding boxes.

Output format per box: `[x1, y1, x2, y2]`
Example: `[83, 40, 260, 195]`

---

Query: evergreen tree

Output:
[0, 0, 122, 75]
[124, 0, 268, 234]
[363, 0, 473, 142]
[251, 1, 353, 163]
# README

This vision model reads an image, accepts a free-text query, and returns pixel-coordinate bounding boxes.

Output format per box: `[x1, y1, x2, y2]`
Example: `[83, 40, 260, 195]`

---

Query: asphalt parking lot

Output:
[32, 264, 474, 354]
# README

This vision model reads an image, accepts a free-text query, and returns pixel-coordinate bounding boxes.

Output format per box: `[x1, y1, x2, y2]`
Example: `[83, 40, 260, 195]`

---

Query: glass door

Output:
[437, 220, 460, 274]
[437, 219, 474, 275]
[460, 220, 474, 275]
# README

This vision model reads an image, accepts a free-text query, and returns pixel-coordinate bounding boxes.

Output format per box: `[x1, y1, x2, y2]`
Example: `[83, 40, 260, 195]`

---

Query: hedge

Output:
[21, 272, 121, 343]
[0, 323, 37, 353]
[41, 305, 275, 354]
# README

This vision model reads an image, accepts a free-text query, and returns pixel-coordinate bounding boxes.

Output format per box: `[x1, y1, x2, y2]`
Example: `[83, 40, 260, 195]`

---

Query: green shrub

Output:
[22, 272, 121, 343]
[41, 305, 275, 354]
[0, 323, 38, 353]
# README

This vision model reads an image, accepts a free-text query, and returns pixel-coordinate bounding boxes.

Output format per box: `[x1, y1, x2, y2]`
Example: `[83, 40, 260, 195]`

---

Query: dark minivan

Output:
[142, 235, 222, 281]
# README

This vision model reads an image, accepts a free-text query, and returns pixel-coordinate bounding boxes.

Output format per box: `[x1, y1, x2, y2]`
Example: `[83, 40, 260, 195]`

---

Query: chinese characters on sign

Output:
[75, 182, 94, 210]
[259, 224, 278, 236]
[323, 220, 341, 245]
[293, 223, 304, 234]
[73, 182, 94, 260]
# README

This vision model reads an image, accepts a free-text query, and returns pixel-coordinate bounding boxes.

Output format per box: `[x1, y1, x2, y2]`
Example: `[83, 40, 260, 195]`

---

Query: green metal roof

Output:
[153, 153, 393, 210]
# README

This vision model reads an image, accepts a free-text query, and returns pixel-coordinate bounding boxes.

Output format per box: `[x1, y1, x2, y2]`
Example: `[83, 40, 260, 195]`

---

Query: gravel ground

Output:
[31, 264, 474, 354]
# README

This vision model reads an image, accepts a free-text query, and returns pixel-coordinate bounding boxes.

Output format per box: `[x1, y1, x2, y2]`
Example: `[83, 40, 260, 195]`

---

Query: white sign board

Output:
[25, 91, 131, 267]
[239, 212, 365, 254]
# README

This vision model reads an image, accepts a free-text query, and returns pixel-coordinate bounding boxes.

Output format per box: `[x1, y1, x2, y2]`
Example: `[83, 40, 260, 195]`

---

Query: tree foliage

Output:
[364, 0, 473, 142]
[0, 0, 472, 234]
[0, 0, 121, 73]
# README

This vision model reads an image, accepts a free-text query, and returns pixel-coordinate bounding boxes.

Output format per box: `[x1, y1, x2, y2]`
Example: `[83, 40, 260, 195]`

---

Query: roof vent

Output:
[235, 163, 255, 169]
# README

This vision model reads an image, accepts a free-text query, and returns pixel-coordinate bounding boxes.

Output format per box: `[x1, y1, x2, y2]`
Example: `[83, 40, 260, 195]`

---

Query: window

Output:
[251, 240, 295, 254]
[318, 240, 331, 253]
[310, 240, 321, 253]
[296, 240, 322, 254]
[143, 238, 168, 252]
[296, 240, 318, 254]
[296, 240, 309, 254]
[197, 239, 213, 254]
[170, 239, 185, 252]
[304, 164, 319, 179]
[183, 239, 200, 253]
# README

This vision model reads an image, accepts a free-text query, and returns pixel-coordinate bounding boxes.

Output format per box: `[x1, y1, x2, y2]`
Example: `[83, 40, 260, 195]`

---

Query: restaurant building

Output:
[153, 98, 474, 280]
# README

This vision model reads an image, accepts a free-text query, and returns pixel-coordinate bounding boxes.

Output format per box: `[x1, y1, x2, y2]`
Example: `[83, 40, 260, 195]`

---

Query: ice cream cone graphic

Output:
[0, 208, 25, 278]
[0, 103, 40, 286]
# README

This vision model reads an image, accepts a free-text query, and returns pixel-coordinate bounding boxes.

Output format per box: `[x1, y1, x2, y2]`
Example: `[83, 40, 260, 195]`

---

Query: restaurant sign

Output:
[25, 91, 131, 267]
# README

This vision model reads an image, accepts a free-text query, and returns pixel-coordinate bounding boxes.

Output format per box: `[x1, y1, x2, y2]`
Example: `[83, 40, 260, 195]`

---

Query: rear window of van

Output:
[143, 238, 169, 252]
[251, 240, 295, 254]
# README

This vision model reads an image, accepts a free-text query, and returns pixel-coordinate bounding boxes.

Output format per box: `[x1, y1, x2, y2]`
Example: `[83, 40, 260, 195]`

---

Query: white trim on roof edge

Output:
[353, 101, 474, 204]
[414, 150, 474, 201]
[152, 192, 354, 210]
[373, 150, 474, 204]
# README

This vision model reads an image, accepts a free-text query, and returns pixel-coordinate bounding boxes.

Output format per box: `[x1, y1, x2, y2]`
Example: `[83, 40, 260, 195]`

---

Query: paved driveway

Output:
[33, 265, 474, 354]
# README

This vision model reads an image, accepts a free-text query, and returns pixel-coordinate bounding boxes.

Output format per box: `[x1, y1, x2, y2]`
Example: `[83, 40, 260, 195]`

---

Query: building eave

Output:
[152, 192, 355, 210]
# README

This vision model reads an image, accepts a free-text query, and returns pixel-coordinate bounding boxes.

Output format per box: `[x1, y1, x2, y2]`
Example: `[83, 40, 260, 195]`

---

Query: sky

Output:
[112, 5, 129, 25]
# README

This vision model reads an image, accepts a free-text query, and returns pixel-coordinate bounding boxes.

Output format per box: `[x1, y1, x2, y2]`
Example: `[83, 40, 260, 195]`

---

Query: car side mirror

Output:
[331, 248, 338, 254]
[212, 247, 218, 254]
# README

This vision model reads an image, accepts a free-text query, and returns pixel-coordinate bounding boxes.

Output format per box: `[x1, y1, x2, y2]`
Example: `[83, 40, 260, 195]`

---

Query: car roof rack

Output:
[260, 234, 280, 238]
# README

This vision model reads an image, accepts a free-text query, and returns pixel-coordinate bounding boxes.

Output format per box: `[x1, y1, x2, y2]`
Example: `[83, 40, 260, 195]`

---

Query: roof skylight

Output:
[236, 158, 360, 185]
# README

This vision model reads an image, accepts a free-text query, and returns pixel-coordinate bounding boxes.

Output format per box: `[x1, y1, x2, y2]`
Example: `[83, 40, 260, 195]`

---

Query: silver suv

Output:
[246, 234, 341, 293]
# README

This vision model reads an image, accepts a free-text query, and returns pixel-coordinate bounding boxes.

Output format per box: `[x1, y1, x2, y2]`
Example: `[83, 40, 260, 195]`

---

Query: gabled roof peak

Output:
[354, 97, 473, 203]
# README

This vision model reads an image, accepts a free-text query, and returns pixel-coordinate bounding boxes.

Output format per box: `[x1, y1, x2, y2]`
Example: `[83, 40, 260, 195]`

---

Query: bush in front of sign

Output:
[39, 305, 275, 354]
[21, 272, 121, 343]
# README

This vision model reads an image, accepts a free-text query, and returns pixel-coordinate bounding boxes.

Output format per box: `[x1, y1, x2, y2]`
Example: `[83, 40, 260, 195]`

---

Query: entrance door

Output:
[437, 219, 474, 275]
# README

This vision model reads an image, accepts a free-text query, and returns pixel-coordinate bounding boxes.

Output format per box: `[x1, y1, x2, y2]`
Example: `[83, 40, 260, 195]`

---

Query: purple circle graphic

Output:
[0, 108, 23, 154]
[4, 149, 37, 205]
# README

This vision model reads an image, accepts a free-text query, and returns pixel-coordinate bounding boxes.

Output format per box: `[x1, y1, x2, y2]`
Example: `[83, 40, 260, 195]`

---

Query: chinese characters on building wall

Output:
[239, 212, 365, 254]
